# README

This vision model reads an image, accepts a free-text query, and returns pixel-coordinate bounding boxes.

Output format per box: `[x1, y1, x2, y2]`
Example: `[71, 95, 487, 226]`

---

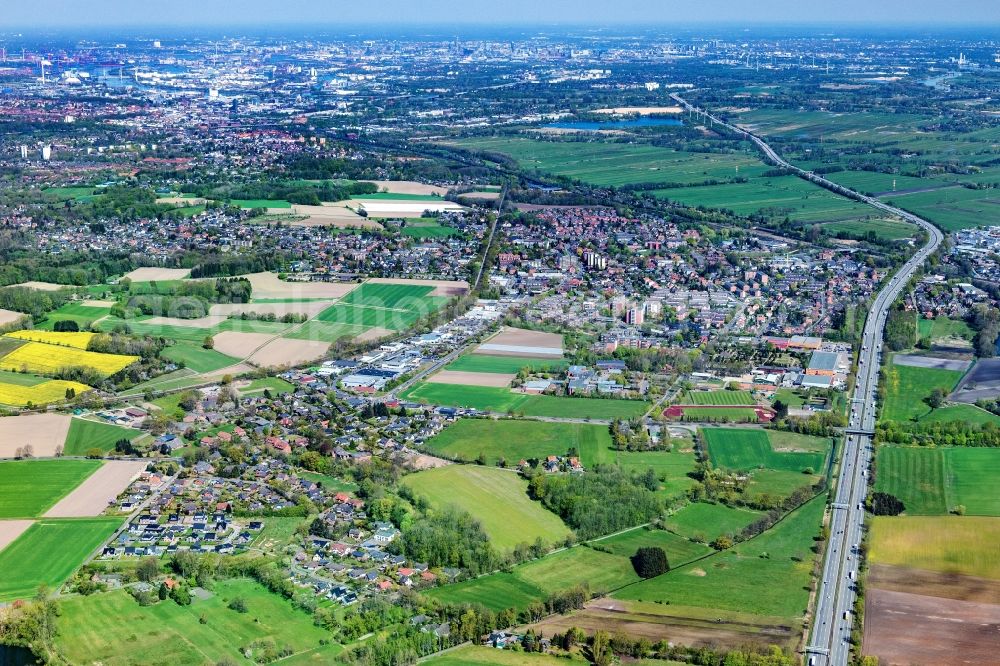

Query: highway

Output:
[671, 94, 945, 666]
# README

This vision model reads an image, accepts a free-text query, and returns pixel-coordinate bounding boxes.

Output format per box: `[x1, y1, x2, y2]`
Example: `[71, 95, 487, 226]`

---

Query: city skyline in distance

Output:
[4, 0, 1000, 29]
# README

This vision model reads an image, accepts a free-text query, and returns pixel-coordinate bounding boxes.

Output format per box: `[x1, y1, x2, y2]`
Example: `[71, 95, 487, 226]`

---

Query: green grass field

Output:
[161, 341, 240, 373]
[401, 383, 649, 419]
[284, 319, 369, 342]
[398, 220, 463, 238]
[402, 465, 570, 551]
[917, 315, 974, 342]
[702, 428, 827, 473]
[881, 362, 965, 422]
[682, 390, 755, 406]
[869, 516, 1000, 580]
[663, 502, 763, 542]
[427, 527, 710, 612]
[0, 460, 102, 518]
[425, 645, 588, 666]
[229, 199, 292, 209]
[612, 494, 826, 621]
[886, 186, 1000, 231]
[0, 518, 121, 600]
[0, 369, 47, 386]
[821, 217, 916, 241]
[445, 354, 567, 375]
[35, 302, 111, 331]
[64, 418, 144, 456]
[238, 376, 295, 396]
[448, 137, 771, 188]
[422, 419, 696, 495]
[876, 446, 1000, 516]
[55, 578, 343, 665]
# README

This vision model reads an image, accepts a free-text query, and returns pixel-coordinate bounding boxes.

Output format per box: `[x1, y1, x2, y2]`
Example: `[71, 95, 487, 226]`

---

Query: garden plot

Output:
[44, 460, 147, 517]
[0, 414, 73, 458]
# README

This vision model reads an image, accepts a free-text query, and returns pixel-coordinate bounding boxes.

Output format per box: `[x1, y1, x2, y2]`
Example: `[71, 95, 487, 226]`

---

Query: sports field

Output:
[64, 418, 143, 456]
[0, 341, 137, 377]
[676, 407, 760, 422]
[445, 354, 567, 374]
[0, 518, 121, 600]
[612, 494, 826, 621]
[875, 446, 1000, 516]
[402, 465, 570, 551]
[401, 383, 649, 419]
[0, 459, 102, 518]
[869, 516, 1000, 580]
[682, 390, 755, 406]
[702, 428, 827, 473]
[427, 527, 711, 612]
[880, 362, 966, 422]
[55, 578, 343, 665]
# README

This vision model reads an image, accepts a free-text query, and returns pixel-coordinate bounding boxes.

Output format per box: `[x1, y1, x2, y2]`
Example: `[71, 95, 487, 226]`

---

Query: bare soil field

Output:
[869, 564, 1000, 605]
[893, 353, 972, 372]
[362, 180, 448, 196]
[143, 315, 227, 328]
[210, 300, 337, 318]
[458, 191, 501, 201]
[247, 337, 329, 367]
[367, 277, 470, 297]
[355, 327, 393, 342]
[202, 363, 254, 380]
[245, 272, 358, 300]
[593, 106, 683, 115]
[355, 201, 466, 217]
[527, 598, 794, 651]
[44, 460, 146, 517]
[155, 196, 206, 205]
[406, 453, 453, 470]
[81, 300, 116, 308]
[0, 414, 73, 458]
[211, 331, 276, 359]
[123, 267, 192, 282]
[0, 520, 33, 553]
[863, 587, 1000, 665]
[0, 309, 25, 326]
[475, 327, 564, 358]
[953, 358, 1000, 403]
[285, 204, 382, 229]
[10, 281, 69, 292]
[427, 370, 515, 388]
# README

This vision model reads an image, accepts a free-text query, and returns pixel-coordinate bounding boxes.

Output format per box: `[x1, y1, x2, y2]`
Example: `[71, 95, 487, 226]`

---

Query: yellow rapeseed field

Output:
[0, 379, 92, 406]
[5, 330, 95, 350]
[0, 342, 137, 377]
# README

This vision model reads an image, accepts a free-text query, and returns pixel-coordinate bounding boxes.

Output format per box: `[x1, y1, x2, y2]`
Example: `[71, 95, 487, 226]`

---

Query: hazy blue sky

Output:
[3, 0, 999, 27]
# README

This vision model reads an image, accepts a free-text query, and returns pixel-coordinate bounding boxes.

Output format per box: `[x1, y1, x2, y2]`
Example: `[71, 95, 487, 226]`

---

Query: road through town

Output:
[671, 94, 945, 666]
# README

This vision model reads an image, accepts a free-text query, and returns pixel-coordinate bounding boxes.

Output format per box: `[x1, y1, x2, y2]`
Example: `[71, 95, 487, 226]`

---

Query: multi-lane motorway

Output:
[671, 95, 945, 666]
